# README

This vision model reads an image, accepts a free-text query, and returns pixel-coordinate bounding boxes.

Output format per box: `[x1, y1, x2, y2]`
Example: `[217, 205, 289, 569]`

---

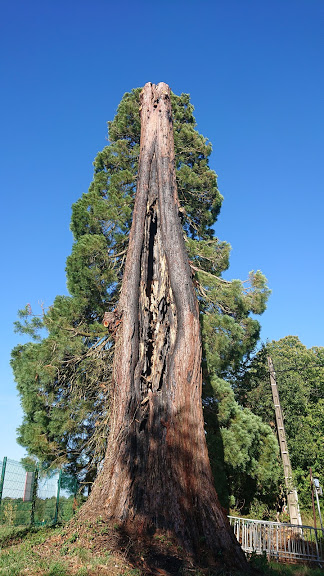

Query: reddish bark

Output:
[82, 83, 246, 569]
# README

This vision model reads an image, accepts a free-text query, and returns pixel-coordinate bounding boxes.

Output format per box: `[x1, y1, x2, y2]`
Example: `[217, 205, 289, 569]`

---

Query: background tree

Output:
[11, 86, 277, 513]
[233, 336, 324, 512]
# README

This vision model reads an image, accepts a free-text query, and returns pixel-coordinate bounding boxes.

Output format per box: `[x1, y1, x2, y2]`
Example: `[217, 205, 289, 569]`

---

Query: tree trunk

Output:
[82, 82, 246, 568]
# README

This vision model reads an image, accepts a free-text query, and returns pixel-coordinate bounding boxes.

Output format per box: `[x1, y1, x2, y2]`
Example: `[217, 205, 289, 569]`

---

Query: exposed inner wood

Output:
[138, 154, 176, 422]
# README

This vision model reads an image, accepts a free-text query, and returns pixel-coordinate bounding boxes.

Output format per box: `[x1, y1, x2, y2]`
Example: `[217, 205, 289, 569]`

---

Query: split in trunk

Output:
[81, 82, 246, 570]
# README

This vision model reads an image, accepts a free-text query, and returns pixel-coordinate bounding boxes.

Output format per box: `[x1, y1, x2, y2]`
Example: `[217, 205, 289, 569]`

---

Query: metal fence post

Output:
[74, 476, 78, 497]
[54, 470, 62, 525]
[30, 465, 38, 526]
[0, 457, 7, 507]
[73, 476, 78, 515]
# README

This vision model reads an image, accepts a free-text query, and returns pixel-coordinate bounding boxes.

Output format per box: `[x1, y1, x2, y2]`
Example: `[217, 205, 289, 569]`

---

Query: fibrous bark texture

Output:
[82, 83, 245, 568]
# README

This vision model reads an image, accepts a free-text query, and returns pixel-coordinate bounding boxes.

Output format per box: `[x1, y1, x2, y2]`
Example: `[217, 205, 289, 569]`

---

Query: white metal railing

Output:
[228, 516, 323, 564]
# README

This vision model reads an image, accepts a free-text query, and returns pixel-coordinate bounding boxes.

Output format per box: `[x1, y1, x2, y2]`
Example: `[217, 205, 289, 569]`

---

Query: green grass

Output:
[249, 552, 323, 576]
[0, 526, 323, 576]
[0, 525, 132, 576]
[0, 526, 56, 575]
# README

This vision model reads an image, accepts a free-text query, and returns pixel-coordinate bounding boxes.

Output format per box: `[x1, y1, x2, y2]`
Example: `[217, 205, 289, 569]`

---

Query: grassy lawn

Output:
[249, 552, 323, 576]
[0, 524, 323, 576]
[0, 525, 136, 576]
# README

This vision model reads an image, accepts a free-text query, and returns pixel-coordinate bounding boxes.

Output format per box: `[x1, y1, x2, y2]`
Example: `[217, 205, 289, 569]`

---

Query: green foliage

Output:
[11, 299, 112, 480]
[234, 336, 324, 512]
[12, 87, 272, 508]
[13, 304, 44, 341]
[204, 376, 280, 514]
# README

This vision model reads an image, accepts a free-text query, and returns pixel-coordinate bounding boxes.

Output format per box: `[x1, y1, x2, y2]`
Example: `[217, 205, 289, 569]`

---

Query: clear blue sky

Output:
[1, 0, 323, 461]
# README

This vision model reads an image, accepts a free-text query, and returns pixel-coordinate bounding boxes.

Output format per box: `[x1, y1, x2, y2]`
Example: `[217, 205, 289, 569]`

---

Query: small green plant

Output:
[76, 567, 88, 576]
[74, 546, 90, 562]
[59, 543, 70, 556]
[3, 500, 17, 526]
[154, 533, 168, 542]
[104, 550, 112, 559]
[95, 516, 104, 525]
[47, 561, 69, 576]
[68, 531, 78, 543]
[248, 551, 269, 573]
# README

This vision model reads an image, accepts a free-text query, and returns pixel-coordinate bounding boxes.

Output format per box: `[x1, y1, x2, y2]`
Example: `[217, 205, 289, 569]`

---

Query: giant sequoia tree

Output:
[12, 83, 277, 522]
[79, 83, 245, 564]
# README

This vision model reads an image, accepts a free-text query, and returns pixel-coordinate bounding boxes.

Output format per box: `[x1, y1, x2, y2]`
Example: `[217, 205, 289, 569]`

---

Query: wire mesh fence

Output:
[0, 457, 84, 529]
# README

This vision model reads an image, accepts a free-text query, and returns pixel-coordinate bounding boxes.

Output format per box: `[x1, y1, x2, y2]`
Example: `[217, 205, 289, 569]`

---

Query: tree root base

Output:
[57, 516, 251, 576]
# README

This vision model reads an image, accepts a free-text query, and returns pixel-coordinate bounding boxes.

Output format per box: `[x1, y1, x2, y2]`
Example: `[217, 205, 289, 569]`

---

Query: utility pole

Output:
[267, 356, 302, 526]
[310, 468, 317, 529]
[310, 470, 324, 532]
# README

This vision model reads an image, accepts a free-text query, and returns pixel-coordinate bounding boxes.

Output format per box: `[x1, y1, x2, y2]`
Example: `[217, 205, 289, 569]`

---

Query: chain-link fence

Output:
[0, 457, 84, 529]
